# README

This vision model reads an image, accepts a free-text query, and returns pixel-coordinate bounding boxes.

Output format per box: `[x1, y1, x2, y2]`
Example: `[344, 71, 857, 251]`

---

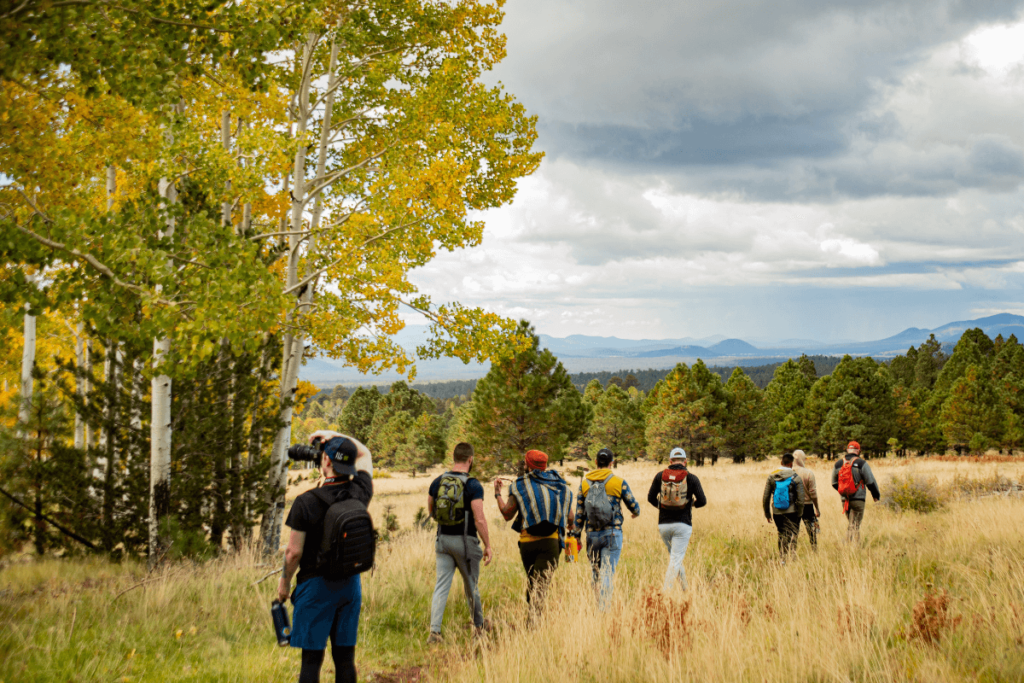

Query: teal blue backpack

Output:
[773, 476, 794, 509]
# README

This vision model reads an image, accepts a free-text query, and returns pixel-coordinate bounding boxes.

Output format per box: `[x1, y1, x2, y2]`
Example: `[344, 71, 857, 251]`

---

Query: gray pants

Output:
[430, 534, 484, 633]
[845, 499, 866, 542]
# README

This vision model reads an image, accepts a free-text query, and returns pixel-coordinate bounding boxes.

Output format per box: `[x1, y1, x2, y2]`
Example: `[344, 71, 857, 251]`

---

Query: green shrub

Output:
[884, 473, 945, 513]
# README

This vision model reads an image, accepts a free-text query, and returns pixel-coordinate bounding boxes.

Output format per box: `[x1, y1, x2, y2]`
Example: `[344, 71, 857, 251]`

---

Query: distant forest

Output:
[313, 355, 846, 402]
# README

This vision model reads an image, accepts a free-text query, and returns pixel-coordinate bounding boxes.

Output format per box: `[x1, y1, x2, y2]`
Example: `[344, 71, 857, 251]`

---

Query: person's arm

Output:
[427, 495, 435, 518]
[470, 498, 492, 565]
[793, 474, 806, 517]
[690, 475, 707, 509]
[806, 472, 820, 514]
[647, 473, 661, 509]
[493, 479, 518, 521]
[831, 461, 840, 491]
[762, 478, 773, 520]
[573, 483, 587, 536]
[621, 481, 641, 518]
[861, 461, 881, 501]
[277, 528, 305, 603]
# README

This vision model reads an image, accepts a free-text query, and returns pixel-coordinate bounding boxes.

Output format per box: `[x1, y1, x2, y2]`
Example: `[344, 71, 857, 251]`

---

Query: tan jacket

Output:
[793, 451, 819, 512]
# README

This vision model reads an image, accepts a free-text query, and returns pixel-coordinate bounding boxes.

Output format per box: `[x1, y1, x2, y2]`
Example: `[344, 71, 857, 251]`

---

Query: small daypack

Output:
[313, 489, 376, 581]
[433, 473, 468, 528]
[773, 476, 795, 510]
[660, 469, 689, 507]
[584, 475, 616, 529]
[837, 458, 863, 498]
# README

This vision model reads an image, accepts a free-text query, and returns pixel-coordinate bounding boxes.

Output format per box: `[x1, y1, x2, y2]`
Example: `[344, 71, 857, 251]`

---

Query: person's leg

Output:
[530, 539, 561, 609]
[519, 540, 538, 604]
[773, 514, 788, 558]
[453, 537, 485, 629]
[783, 513, 800, 557]
[598, 530, 623, 610]
[802, 506, 817, 549]
[586, 531, 604, 586]
[299, 649, 325, 683]
[848, 500, 865, 543]
[669, 523, 692, 590]
[330, 644, 356, 683]
[429, 537, 458, 635]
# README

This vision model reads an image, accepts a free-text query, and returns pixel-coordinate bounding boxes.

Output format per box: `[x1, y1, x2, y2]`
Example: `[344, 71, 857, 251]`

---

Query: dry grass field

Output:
[2, 456, 1024, 682]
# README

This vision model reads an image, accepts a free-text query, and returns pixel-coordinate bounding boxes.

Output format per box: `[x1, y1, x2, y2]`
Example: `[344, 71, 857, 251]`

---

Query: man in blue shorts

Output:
[278, 430, 373, 683]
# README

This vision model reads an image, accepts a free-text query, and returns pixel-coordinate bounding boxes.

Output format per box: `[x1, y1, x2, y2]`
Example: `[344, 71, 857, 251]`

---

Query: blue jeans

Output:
[658, 522, 692, 591]
[586, 528, 622, 610]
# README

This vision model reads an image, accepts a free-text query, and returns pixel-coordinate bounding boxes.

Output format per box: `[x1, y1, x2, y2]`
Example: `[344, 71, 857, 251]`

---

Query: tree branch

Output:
[0, 486, 97, 550]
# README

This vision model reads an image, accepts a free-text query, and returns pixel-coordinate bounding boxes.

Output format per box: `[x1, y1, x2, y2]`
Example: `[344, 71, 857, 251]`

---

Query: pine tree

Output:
[763, 359, 814, 452]
[939, 364, 1007, 453]
[463, 321, 591, 473]
[644, 361, 728, 465]
[588, 384, 645, 461]
[339, 386, 382, 443]
[724, 368, 770, 462]
[810, 356, 896, 457]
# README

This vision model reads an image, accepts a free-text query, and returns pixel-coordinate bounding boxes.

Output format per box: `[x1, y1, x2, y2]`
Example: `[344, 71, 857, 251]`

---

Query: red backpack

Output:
[837, 458, 863, 510]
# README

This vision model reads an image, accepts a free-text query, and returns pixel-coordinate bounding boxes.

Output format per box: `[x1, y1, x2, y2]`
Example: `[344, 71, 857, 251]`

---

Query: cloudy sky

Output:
[408, 0, 1024, 343]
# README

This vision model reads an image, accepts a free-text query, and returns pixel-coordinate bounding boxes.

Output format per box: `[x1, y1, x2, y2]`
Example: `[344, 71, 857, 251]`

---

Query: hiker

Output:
[762, 452, 806, 561]
[426, 442, 492, 644]
[831, 441, 881, 542]
[573, 447, 641, 609]
[646, 447, 706, 591]
[494, 449, 571, 610]
[792, 449, 820, 549]
[278, 430, 374, 683]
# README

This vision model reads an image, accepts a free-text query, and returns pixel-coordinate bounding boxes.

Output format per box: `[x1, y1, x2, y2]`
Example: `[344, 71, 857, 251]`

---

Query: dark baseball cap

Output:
[323, 436, 359, 476]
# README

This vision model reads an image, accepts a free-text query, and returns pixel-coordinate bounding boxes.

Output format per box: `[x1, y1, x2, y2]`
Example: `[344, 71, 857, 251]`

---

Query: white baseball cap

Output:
[669, 447, 687, 461]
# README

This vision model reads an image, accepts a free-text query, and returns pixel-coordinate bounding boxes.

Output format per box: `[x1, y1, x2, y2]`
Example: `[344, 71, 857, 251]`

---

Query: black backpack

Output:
[312, 489, 377, 580]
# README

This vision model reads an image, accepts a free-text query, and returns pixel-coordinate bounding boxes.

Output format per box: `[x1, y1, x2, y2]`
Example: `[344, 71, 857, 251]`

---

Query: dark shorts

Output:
[289, 575, 361, 650]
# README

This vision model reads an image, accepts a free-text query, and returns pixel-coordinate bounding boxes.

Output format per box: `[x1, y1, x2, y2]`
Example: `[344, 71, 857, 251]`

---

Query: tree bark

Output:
[149, 176, 177, 566]
[19, 304, 36, 426]
[73, 322, 85, 449]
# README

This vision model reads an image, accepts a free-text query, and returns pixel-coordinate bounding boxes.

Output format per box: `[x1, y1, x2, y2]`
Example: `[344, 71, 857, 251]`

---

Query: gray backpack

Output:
[584, 475, 615, 530]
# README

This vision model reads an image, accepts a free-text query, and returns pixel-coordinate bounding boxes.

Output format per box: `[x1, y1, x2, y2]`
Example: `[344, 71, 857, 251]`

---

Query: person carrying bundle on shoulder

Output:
[573, 447, 641, 610]
[494, 450, 571, 611]
[278, 430, 375, 683]
[831, 441, 880, 543]
[426, 442, 492, 644]
[647, 447, 706, 592]
[762, 452, 806, 562]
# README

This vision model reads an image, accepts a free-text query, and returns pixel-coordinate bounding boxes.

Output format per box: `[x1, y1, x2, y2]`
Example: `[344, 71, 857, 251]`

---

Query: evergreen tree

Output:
[331, 384, 350, 402]
[939, 364, 1007, 453]
[809, 356, 895, 457]
[588, 384, 645, 461]
[339, 386, 381, 443]
[763, 359, 814, 452]
[622, 373, 641, 390]
[366, 381, 436, 469]
[724, 368, 770, 462]
[644, 360, 728, 465]
[463, 321, 591, 473]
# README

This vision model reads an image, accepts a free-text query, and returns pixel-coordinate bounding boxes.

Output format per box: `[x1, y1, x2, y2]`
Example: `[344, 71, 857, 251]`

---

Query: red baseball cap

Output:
[847, 441, 861, 451]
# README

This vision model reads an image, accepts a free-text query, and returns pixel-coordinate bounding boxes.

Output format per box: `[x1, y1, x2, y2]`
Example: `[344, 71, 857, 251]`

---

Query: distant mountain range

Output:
[299, 313, 1024, 385]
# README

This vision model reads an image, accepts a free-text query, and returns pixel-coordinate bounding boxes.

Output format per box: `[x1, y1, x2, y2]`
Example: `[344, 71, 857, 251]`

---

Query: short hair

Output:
[781, 453, 794, 466]
[453, 442, 474, 463]
[596, 448, 614, 468]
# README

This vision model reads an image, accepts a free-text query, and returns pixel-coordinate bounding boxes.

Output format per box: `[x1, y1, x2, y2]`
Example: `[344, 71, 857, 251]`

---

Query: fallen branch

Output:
[0, 486, 97, 550]
[253, 568, 283, 586]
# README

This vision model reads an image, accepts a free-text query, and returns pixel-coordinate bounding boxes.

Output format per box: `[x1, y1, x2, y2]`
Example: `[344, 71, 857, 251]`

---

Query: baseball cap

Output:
[669, 447, 687, 460]
[323, 436, 359, 476]
[847, 441, 861, 452]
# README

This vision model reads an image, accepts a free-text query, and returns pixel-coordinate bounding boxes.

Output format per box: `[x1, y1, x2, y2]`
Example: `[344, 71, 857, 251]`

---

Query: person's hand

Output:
[310, 429, 343, 444]
[483, 546, 493, 566]
[493, 479, 503, 495]
[873, 495, 881, 503]
[766, 515, 773, 524]
[815, 508, 820, 518]
[277, 576, 290, 604]
[631, 512, 640, 519]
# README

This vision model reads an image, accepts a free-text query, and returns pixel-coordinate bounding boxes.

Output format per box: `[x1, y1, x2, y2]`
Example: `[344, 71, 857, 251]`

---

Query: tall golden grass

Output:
[2, 457, 1023, 682]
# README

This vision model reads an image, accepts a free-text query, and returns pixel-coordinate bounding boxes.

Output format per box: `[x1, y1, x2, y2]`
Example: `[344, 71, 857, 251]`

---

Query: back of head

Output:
[781, 452, 795, 467]
[596, 448, 614, 468]
[792, 449, 807, 468]
[453, 442, 474, 464]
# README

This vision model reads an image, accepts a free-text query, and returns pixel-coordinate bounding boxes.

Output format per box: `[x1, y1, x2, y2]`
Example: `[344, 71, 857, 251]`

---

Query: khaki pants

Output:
[845, 499, 865, 542]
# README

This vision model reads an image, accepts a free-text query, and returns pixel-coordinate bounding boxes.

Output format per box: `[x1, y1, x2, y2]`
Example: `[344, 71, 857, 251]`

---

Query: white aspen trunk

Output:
[260, 36, 321, 556]
[98, 345, 110, 451]
[149, 176, 177, 564]
[74, 323, 85, 449]
[18, 305, 36, 426]
[221, 110, 233, 230]
[85, 339, 94, 449]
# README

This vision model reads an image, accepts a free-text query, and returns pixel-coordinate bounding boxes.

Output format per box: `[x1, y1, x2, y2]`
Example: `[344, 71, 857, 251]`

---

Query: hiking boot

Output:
[427, 632, 443, 645]
[473, 618, 492, 637]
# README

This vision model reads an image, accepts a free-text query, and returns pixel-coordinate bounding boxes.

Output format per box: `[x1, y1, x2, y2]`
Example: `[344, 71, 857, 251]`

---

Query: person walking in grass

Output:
[792, 449, 820, 549]
[494, 449, 571, 611]
[278, 431, 373, 683]
[647, 447, 706, 591]
[573, 447, 641, 609]
[831, 441, 880, 543]
[763, 452, 806, 562]
[426, 442, 492, 644]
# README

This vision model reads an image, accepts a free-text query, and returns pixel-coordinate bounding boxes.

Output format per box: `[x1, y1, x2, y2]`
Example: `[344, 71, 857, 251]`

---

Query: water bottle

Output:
[271, 599, 291, 646]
